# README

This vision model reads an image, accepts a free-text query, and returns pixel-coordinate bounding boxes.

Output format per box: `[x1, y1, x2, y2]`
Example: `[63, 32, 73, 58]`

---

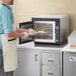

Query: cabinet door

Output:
[42, 53, 60, 65]
[42, 52, 60, 76]
[14, 50, 41, 76]
[42, 65, 60, 76]
[63, 52, 76, 76]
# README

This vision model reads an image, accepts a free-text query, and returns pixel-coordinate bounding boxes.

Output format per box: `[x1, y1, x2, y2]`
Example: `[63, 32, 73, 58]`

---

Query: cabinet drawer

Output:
[42, 65, 60, 76]
[42, 53, 59, 65]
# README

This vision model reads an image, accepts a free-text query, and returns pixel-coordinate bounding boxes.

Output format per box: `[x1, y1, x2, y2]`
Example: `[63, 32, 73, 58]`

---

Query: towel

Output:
[1, 34, 17, 72]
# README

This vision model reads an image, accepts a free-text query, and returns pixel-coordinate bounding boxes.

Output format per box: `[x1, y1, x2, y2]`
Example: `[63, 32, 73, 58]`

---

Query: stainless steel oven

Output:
[32, 15, 69, 45]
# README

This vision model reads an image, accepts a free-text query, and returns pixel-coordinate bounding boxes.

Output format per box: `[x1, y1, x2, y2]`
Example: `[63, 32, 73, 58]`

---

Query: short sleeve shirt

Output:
[0, 3, 14, 48]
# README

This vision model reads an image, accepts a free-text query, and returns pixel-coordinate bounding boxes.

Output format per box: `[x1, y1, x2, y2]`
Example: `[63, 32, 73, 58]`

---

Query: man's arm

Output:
[1, 10, 30, 39]
[8, 28, 36, 38]
[8, 28, 30, 38]
[8, 31, 24, 38]
[16, 27, 29, 33]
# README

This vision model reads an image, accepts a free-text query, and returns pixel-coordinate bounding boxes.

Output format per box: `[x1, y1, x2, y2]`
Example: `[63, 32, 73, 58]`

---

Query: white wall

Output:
[0, 0, 76, 31]
[13, 0, 76, 31]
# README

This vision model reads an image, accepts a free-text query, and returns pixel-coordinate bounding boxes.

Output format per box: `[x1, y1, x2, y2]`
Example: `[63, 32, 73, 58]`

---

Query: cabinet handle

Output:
[35, 54, 38, 62]
[48, 60, 54, 62]
[18, 61, 20, 63]
[48, 72, 54, 75]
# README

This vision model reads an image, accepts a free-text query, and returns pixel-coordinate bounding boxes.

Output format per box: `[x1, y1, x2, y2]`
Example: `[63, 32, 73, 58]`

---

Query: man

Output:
[0, 0, 35, 76]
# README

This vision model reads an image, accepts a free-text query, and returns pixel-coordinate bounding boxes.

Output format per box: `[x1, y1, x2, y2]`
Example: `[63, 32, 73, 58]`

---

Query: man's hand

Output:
[21, 32, 29, 39]
[28, 28, 36, 36]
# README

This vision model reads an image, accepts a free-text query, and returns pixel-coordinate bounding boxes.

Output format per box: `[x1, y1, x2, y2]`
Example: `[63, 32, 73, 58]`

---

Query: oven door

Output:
[19, 21, 33, 44]
[34, 21, 56, 43]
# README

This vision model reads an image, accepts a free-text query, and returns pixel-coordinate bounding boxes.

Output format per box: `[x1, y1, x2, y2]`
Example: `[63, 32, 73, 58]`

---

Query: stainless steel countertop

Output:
[17, 41, 65, 50]
[17, 42, 76, 52]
